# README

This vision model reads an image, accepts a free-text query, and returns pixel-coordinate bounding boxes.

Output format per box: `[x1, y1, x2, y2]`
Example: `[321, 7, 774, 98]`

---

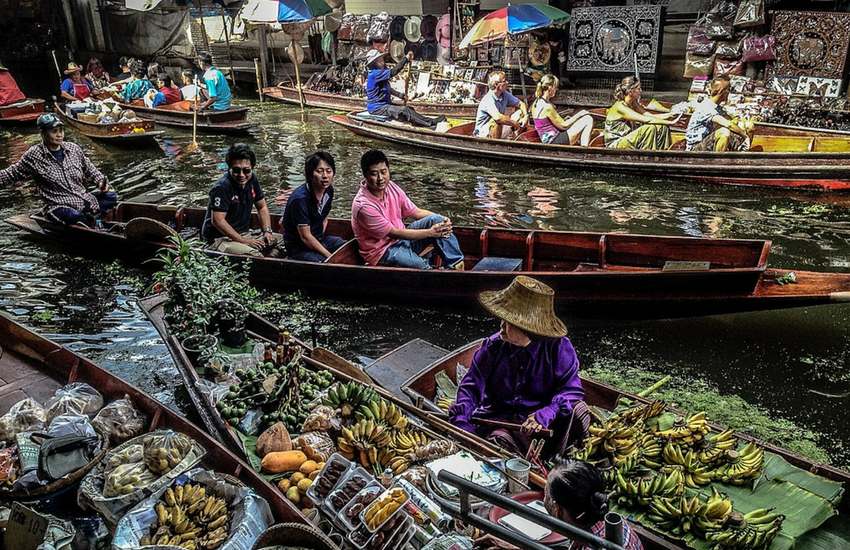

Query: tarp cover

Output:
[104, 7, 191, 57]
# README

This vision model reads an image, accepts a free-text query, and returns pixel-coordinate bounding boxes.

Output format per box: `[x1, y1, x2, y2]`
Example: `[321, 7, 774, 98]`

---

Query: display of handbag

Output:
[31, 432, 99, 482]
[733, 0, 765, 28]
[715, 39, 742, 59]
[367, 11, 390, 43]
[338, 12, 356, 42]
[714, 57, 745, 76]
[742, 35, 776, 62]
[705, 0, 736, 40]
[686, 25, 716, 56]
[353, 14, 372, 43]
[684, 52, 716, 78]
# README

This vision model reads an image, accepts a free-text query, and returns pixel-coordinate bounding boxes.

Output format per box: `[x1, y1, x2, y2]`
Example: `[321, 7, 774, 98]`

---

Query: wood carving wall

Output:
[770, 11, 850, 79]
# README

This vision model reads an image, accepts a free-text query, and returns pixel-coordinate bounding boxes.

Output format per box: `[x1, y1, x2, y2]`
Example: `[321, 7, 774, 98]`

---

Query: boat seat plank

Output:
[364, 339, 448, 401]
[471, 257, 523, 272]
[0, 350, 63, 408]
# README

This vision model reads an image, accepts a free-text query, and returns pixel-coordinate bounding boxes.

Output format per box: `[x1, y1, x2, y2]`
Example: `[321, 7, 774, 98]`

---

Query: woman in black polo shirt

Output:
[282, 151, 347, 262]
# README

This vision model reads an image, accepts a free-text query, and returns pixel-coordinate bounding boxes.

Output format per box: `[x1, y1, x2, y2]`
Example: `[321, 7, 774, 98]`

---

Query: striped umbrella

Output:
[241, 0, 331, 24]
[458, 4, 571, 49]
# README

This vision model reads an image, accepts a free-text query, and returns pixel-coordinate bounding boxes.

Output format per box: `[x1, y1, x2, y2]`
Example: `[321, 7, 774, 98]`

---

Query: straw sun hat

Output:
[478, 276, 567, 338]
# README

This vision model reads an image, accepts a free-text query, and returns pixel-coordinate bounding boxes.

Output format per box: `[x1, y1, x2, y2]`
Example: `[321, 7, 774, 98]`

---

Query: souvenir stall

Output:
[683, 2, 850, 132]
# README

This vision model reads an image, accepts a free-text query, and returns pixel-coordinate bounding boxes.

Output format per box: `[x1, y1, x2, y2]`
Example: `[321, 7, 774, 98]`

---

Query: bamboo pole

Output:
[221, 8, 236, 87]
[292, 43, 305, 112]
[253, 58, 263, 102]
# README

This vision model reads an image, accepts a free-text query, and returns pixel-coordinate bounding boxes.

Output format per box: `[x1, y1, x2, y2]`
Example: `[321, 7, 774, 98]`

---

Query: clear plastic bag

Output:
[296, 431, 336, 462]
[103, 461, 158, 497]
[301, 405, 338, 432]
[141, 431, 193, 476]
[92, 396, 147, 444]
[47, 412, 97, 438]
[106, 444, 144, 471]
[45, 382, 104, 422]
[0, 398, 46, 442]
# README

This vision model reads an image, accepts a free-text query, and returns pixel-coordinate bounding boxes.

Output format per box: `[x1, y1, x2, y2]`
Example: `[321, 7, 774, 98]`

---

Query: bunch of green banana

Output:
[338, 419, 393, 468]
[138, 483, 229, 550]
[633, 432, 664, 469]
[569, 439, 597, 461]
[696, 429, 738, 467]
[322, 381, 378, 417]
[655, 412, 710, 445]
[610, 400, 666, 424]
[614, 467, 684, 507]
[648, 494, 722, 537]
[703, 487, 733, 524]
[714, 442, 764, 486]
[356, 398, 409, 431]
[705, 509, 784, 549]
[662, 443, 713, 487]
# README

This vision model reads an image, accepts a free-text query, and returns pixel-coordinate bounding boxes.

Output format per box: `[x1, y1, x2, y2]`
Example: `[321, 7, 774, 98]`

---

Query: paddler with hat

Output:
[0, 59, 26, 106]
[60, 62, 96, 103]
[449, 276, 587, 459]
[365, 49, 445, 128]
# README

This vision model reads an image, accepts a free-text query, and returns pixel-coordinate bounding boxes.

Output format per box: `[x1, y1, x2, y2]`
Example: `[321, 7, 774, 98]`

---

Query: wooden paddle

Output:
[403, 52, 413, 105]
[472, 418, 553, 437]
[186, 75, 200, 153]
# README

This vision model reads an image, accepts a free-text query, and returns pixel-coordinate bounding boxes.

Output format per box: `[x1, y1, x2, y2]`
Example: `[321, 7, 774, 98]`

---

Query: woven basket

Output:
[77, 112, 98, 123]
[125, 217, 178, 242]
[251, 522, 341, 550]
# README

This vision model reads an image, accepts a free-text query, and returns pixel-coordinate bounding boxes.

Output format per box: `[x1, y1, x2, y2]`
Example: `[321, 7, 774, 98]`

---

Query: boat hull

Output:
[126, 100, 256, 133]
[0, 99, 45, 126]
[55, 104, 163, 143]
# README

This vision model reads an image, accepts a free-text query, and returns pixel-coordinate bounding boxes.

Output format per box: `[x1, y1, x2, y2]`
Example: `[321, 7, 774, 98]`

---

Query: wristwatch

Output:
[262, 227, 273, 234]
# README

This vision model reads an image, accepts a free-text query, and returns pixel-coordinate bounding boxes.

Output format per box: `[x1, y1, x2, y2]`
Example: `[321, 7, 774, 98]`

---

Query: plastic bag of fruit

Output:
[142, 430, 194, 476]
[45, 382, 104, 423]
[103, 461, 158, 498]
[0, 398, 46, 443]
[92, 396, 147, 444]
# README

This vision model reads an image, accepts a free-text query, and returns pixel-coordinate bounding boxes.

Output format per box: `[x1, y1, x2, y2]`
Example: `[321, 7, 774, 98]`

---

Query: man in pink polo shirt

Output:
[351, 149, 464, 269]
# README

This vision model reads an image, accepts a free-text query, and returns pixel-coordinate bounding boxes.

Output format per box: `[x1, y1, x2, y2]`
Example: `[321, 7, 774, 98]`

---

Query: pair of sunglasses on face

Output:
[230, 167, 252, 176]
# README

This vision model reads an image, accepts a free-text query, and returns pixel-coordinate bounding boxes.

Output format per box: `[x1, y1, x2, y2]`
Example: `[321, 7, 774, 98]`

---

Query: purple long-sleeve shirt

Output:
[449, 333, 585, 434]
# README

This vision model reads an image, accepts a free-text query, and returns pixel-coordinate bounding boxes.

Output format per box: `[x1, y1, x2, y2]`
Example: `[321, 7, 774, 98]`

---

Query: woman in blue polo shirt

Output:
[282, 151, 347, 262]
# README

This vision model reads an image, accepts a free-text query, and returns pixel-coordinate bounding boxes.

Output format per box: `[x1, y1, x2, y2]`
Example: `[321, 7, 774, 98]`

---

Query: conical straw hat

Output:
[478, 276, 567, 338]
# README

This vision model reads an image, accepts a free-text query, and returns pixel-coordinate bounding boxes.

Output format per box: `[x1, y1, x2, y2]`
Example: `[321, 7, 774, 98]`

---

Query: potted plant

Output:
[216, 298, 249, 348]
[181, 333, 218, 367]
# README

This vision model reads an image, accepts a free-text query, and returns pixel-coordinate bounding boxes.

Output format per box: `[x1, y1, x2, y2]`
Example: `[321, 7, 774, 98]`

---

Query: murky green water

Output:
[2, 92, 849, 469]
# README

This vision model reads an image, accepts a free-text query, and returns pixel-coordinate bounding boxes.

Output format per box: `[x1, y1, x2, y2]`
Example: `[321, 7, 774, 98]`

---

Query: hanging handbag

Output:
[742, 35, 776, 62]
[714, 57, 745, 76]
[368, 12, 390, 43]
[687, 25, 716, 56]
[31, 432, 99, 481]
[733, 0, 765, 28]
[705, 0, 736, 40]
[715, 39, 742, 59]
[353, 15, 372, 43]
[684, 52, 716, 78]
[338, 13, 355, 42]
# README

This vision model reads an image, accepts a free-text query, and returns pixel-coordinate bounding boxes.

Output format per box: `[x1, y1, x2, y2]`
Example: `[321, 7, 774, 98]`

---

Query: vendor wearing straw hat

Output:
[60, 62, 95, 103]
[0, 59, 26, 106]
[449, 276, 587, 458]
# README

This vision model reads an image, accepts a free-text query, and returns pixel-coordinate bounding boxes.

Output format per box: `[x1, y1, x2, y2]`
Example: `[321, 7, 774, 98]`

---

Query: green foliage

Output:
[31, 309, 54, 323]
[150, 235, 259, 339]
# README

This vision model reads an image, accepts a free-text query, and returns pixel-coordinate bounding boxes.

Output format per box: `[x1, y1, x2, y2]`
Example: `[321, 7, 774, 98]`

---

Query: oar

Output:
[472, 418, 553, 437]
[403, 54, 412, 105]
[186, 75, 200, 153]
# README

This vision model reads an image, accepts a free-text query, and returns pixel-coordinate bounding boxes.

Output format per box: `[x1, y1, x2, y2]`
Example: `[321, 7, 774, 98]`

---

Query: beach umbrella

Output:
[241, 0, 331, 24]
[458, 4, 571, 49]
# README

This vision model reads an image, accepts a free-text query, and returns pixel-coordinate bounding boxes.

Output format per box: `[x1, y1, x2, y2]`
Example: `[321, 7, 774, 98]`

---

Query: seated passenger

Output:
[351, 149, 463, 270]
[180, 69, 206, 102]
[85, 57, 111, 90]
[473, 71, 528, 139]
[0, 59, 25, 106]
[282, 151, 346, 262]
[157, 73, 183, 105]
[115, 56, 132, 82]
[60, 62, 94, 103]
[118, 60, 155, 103]
[365, 50, 445, 128]
[200, 143, 282, 258]
[532, 75, 594, 146]
[449, 276, 586, 459]
[604, 76, 678, 150]
[686, 75, 753, 152]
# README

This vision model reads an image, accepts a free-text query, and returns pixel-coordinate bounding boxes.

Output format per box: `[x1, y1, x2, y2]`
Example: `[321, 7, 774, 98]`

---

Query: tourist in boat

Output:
[532, 74, 594, 146]
[201, 143, 282, 258]
[146, 62, 162, 82]
[448, 276, 587, 458]
[156, 74, 183, 105]
[0, 113, 117, 226]
[686, 75, 754, 152]
[180, 69, 206, 102]
[84, 58, 111, 90]
[473, 70, 528, 139]
[60, 62, 94, 102]
[365, 50, 445, 128]
[604, 76, 678, 150]
[474, 459, 644, 550]
[0, 59, 25, 106]
[193, 52, 231, 111]
[115, 57, 132, 82]
[351, 149, 463, 270]
[282, 151, 347, 262]
[117, 60, 154, 103]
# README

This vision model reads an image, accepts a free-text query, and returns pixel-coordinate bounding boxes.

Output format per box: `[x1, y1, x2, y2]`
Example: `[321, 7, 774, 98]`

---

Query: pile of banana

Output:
[705, 509, 785, 549]
[714, 442, 764, 486]
[355, 400, 409, 431]
[322, 381, 379, 418]
[363, 487, 407, 531]
[338, 419, 393, 472]
[614, 467, 684, 507]
[139, 483, 229, 550]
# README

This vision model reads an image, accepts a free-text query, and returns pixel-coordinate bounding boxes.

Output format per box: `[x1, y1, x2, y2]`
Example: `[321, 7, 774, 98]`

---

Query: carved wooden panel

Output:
[770, 11, 850, 79]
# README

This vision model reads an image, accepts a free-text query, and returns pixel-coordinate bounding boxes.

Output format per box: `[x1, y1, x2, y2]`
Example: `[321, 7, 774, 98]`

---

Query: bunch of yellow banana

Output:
[705, 509, 784, 549]
[378, 447, 409, 475]
[633, 432, 663, 469]
[392, 429, 431, 456]
[139, 483, 229, 550]
[435, 396, 454, 412]
[614, 467, 684, 508]
[356, 399, 409, 431]
[363, 487, 407, 530]
[662, 443, 713, 487]
[655, 412, 710, 445]
[703, 487, 733, 524]
[648, 494, 720, 537]
[714, 442, 764, 486]
[338, 419, 393, 468]
[610, 400, 666, 424]
[696, 429, 738, 467]
[587, 419, 641, 456]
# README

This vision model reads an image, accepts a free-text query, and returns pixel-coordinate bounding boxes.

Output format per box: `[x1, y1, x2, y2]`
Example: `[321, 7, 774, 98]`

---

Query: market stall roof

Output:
[458, 3, 570, 48]
[240, 0, 331, 23]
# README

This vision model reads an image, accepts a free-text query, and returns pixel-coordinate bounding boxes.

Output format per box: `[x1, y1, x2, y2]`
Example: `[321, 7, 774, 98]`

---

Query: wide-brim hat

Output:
[324, 8, 343, 32]
[528, 41, 551, 66]
[420, 40, 438, 62]
[404, 16, 422, 42]
[436, 14, 451, 48]
[420, 14, 438, 41]
[390, 40, 406, 62]
[478, 276, 567, 338]
[390, 16, 406, 41]
[404, 41, 421, 60]
[437, 43, 452, 66]
[365, 49, 384, 65]
[64, 62, 82, 74]
[287, 41, 305, 64]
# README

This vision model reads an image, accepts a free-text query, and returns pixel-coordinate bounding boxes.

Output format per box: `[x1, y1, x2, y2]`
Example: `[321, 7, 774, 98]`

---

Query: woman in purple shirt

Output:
[449, 276, 587, 459]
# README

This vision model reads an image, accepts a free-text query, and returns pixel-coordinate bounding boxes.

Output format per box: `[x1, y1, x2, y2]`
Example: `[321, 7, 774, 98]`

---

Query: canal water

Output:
[1, 92, 849, 470]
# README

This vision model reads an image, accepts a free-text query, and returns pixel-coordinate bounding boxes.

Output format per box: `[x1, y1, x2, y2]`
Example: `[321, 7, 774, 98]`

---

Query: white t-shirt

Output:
[180, 84, 201, 101]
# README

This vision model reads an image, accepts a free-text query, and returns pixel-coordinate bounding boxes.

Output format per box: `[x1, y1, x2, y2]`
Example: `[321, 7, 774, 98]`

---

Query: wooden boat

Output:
[125, 99, 256, 133]
[54, 104, 163, 143]
[8, 201, 850, 319]
[0, 312, 307, 524]
[0, 98, 45, 126]
[263, 83, 481, 118]
[328, 112, 850, 191]
[395, 339, 850, 543]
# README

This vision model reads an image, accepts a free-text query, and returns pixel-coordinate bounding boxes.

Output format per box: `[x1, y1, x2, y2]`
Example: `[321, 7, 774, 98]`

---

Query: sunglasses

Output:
[230, 167, 252, 176]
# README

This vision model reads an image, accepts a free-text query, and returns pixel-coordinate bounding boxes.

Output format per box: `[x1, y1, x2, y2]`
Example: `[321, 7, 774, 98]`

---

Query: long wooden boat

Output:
[396, 339, 850, 542]
[54, 104, 163, 143]
[263, 83, 481, 118]
[0, 98, 45, 126]
[125, 99, 256, 133]
[8, 201, 850, 319]
[328, 112, 850, 191]
[0, 312, 307, 524]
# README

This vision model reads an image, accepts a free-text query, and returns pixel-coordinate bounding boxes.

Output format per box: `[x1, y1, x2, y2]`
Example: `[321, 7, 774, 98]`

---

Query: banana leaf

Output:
[435, 370, 458, 400]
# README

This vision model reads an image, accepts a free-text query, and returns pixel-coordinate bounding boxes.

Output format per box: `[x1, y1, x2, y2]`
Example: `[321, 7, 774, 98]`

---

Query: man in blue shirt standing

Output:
[193, 52, 232, 111]
[473, 70, 528, 138]
[365, 50, 444, 128]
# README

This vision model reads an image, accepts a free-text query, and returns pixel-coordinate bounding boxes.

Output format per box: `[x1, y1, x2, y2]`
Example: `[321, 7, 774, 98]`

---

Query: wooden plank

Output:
[364, 339, 448, 401]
